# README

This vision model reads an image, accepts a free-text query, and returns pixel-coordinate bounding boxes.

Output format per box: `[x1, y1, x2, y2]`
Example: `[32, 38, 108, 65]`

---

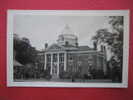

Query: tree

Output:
[92, 16, 123, 61]
[92, 16, 123, 82]
[109, 16, 123, 35]
[14, 34, 37, 65]
[108, 16, 123, 62]
[92, 29, 113, 46]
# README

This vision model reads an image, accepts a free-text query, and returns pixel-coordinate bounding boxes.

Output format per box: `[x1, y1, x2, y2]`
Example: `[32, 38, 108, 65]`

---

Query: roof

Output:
[61, 24, 75, 35]
[13, 60, 23, 66]
[62, 45, 93, 51]
[62, 44, 78, 50]
[77, 46, 94, 51]
[62, 44, 77, 48]
[38, 43, 95, 53]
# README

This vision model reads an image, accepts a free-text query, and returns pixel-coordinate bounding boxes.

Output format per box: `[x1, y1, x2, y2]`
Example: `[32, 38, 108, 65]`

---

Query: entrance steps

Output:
[52, 75, 59, 80]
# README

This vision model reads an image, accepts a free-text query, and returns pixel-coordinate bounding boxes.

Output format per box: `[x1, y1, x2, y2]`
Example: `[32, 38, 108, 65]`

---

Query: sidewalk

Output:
[15, 78, 112, 83]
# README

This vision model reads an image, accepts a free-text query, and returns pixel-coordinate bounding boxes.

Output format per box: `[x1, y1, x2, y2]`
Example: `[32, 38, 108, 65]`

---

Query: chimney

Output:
[45, 43, 48, 49]
[93, 41, 97, 50]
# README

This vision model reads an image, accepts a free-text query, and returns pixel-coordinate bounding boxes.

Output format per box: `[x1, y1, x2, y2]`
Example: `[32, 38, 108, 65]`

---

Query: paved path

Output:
[15, 78, 112, 83]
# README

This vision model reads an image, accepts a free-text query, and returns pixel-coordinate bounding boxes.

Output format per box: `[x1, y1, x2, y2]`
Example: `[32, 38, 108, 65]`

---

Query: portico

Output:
[44, 52, 67, 77]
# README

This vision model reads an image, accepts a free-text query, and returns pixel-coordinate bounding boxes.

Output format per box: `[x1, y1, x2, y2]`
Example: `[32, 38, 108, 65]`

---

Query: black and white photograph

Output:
[7, 10, 129, 87]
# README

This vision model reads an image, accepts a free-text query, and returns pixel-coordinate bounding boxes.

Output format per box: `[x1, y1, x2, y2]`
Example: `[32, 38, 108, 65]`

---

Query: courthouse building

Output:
[39, 25, 107, 78]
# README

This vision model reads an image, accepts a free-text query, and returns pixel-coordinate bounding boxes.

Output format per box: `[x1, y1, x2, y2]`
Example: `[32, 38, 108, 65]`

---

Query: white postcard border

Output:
[7, 10, 129, 88]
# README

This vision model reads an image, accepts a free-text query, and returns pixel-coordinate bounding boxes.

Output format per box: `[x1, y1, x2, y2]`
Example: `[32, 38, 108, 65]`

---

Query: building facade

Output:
[39, 25, 107, 79]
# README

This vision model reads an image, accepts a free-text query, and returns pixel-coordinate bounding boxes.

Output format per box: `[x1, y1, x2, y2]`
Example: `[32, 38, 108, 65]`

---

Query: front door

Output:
[52, 63, 58, 78]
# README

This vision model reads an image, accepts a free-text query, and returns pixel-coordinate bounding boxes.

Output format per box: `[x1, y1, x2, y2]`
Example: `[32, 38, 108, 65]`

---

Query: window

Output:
[47, 54, 51, 62]
[65, 41, 69, 45]
[59, 53, 64, 62]
[61, 36, 64, 41]
[88, 55, 93, 60]
[53, 54, 57, 62]
[68, 54, 73, 60]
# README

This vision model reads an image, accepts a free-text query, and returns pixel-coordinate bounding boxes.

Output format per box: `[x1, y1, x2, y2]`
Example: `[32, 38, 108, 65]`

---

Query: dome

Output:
[58, 34, 77, 40]
[57, 25, 78, 46]
[61, 24, 74, 35]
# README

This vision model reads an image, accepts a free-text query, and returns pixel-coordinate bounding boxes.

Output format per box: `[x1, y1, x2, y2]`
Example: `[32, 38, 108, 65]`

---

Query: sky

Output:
[13, 14, 111, 50]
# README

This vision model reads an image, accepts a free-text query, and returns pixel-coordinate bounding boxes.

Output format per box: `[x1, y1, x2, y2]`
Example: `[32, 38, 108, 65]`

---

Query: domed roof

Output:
[59, 24, 78, 39]
[59, 34, 77, 40]
[57, 25, 78, 46]
[61, 24, 73, 34]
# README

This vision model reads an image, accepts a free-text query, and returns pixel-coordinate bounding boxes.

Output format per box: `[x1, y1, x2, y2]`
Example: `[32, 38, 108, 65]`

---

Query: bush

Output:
[59, 71, 71, 79]
[90, 69, 104, 79]
[45, 74, 52, 80]
[73, 72, 82, 79]
[83, 73, 92, 79]
[41, 69, 52, 80]
[96, 70, 104, 79]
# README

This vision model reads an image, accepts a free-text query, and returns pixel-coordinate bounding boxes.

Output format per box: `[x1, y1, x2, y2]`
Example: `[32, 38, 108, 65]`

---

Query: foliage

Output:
[14, 34, 37, 65]
[109, 16, 123, 61]
[109, 16, 123, 36]
[59, 71, 71, 79]
[92, 16, 123, 81]
[92, 16, 123, 61]
[92, 29, 113, 45]
[90, 69, 104, 79]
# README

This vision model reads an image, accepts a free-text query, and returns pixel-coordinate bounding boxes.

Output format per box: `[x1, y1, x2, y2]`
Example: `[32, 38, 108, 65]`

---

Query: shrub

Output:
[59, 71, 71, 79]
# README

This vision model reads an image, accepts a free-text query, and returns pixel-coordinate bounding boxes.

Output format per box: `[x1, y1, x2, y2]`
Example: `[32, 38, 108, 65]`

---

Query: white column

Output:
[44, 53, 47, 70]
[57, 53, 60, 76]
[103, 57, 107, 75]
[96, 54, 100, 70]
[64, 52, 67, 71]
[103, 50, 107, 75]
[50, 53, 53, 75]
